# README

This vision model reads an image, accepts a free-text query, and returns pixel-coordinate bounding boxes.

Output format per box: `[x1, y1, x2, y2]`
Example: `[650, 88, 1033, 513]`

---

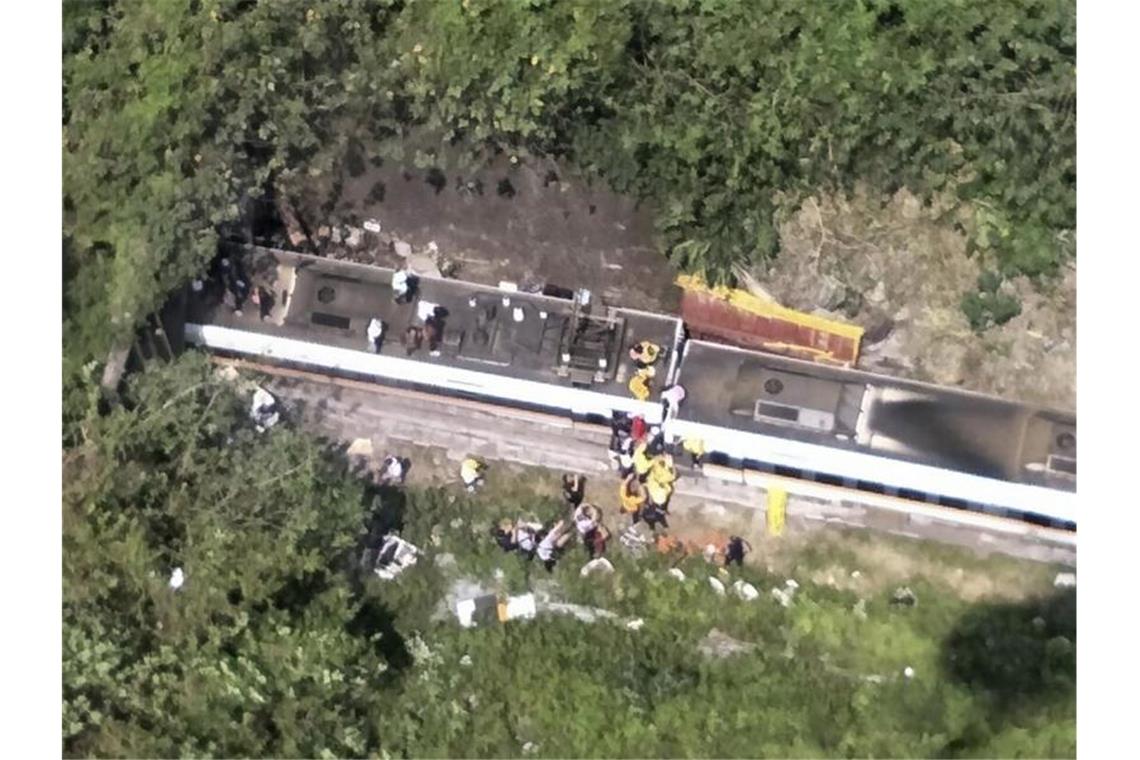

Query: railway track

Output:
[211, 355, 1076, 566]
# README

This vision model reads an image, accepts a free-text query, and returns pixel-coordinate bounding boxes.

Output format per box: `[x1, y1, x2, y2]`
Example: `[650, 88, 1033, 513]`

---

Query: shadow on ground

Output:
[941, 586, 1076, 721]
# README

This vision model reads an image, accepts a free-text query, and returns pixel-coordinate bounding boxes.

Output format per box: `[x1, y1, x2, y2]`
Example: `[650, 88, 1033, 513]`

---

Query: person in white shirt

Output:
[380, 454, 406, 485]
[661, 383, 687, 420]
[366, 318, 385, 353]
[391, 268, 412, 303]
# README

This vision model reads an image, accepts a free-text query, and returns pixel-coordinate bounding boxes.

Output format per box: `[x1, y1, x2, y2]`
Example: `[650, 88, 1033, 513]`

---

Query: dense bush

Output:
[63, 0, 1074, 364]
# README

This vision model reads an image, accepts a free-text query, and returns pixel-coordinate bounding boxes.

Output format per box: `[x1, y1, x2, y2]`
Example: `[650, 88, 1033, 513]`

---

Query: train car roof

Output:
[675, 340, 1076, 491]
[186, 245, 681, 401]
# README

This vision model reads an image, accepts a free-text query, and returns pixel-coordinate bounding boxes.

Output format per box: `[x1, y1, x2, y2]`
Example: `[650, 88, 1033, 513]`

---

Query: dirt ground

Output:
[298, 146, 680, 314]
[765, 188, 1076, 410]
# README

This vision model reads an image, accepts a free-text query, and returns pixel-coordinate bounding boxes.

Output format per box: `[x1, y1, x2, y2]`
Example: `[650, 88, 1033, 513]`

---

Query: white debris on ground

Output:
[732, 580, 760, 601]
[580, 558, 615, 577]
[1054, 572, 1076, 589]
[346, 437, 373, 458]
[543, 602, 620, 624]
[853, 599, 868, 620]
[169, 567, 184, 590]
[698, 628, 759, 659]
[708, 577, 727, 596]
[625, 618, 645, 631]
[459, 654, 473, 667]
[667, 567, 686, 581]
[249, 386, 280, 432]
[373, 535, 420, 581]
[772, 579, 801, 608]
[904, 666, 915, 679]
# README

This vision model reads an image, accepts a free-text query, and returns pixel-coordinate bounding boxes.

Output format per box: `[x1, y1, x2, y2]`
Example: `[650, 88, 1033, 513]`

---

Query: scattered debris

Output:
[625, 618, 645, 631]
[346, 438, 373, 458]
[408, 253, 443, 278]
[619, 524, 652, 557]
[698, 628, 759, 659]
[732, 580, 760, 601]
[363, 218, 382, 233]
[708, 577, 727, 596]
[372, 535, 420, 581]
[435, 552, 457, 570]
[772, 587, 794, 607]
[249, 387, 280, 432]
[850, 570, 862, 579]
[521, 742, 538, 755]
[393, 239, 413, 258]
[427, 240, 439, 254]
[1054, 572, 1076, 589]
[903, 666, 915, 679]
[460, 654, 473, 667]
[169, 567, 184, 590]
[667, 567, 687, 582]
[580, 558, 615, 577]
[345, 226, 365, 248]
[543, 602, 619, 624]
[785, 579, 800, 590]
[215, 365, 240, 382]
[853, 599, 868, 620]
[890, 587, 918, 607]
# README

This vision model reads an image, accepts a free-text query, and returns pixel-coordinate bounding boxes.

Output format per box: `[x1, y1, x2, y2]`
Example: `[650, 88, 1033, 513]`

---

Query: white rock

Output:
[345, 227, 365, 248]
[427, 240, 439, 253]
[460, 654, 473, 667]
[625, 618, 645, 631]
[1054, 572, 1076, 589]
[580, 558, 615, 577]
[393, 240, 413, 258]
[708, 577, 727, 596]
[667, 568, 686, 581]
[169, 568, 184, 590]
[850, 570, 861, 579]
[331, 227, 343, 244]
[771, 588, 793, 607]
[346, 438, 373, 457]
[732, 580, 760, 601]
[904, 666, 915, 679]
[785, 579, 799, 590]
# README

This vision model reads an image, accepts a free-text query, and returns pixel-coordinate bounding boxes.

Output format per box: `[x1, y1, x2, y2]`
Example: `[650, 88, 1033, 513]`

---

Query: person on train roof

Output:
[661, 383, 687, 422]
[628, 369, 652, 402]
[629, 340, 662, 368]
[391, 267, 413, 304]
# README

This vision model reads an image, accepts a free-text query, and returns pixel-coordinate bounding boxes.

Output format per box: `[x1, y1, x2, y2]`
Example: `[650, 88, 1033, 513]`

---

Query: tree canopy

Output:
[63, 0, 1075, 363]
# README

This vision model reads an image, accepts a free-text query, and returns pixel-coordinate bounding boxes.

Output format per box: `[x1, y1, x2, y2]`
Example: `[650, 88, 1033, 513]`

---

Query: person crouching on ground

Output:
[723, 535, 753, 567]
[379, 454, 407, 485]
[561, 473, 585, 508]
[460, 457, 487, 493]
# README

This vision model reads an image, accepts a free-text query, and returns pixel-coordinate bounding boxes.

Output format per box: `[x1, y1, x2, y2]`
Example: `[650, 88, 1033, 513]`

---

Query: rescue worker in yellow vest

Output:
[648, 453, 678, 491]
[632, 440, 654, 483]
[460, 457, 487, 493]
[645, 477, 673, 511]
[682, 436, 706, 470]
[628, 367, 653, 401]
[628, 340, 662, 368]
[619, 474, 648, 521]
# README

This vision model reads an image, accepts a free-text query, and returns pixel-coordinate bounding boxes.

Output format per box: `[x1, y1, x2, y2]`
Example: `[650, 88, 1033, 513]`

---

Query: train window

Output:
[814, 472, 845, 487]
[938, 496, 970, 512]
[755, 402, 799, 422]
[897, 488, 926, 502]
[856, 480, 886, 494]
[311, 312, 352, 330]
[774, 464, 802, 479]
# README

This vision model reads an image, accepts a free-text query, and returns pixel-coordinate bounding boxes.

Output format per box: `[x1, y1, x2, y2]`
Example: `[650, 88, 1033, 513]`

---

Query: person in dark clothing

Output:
[636, 502, 669, 531]
[490, 523, 517, 553]
[402, 325, 424, 355]
[723, 536, 753, 567]
[561, 473, 585, 508]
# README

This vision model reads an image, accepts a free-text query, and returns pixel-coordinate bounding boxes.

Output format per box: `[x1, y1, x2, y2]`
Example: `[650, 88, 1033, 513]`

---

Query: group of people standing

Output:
[489, 473, 606, 572]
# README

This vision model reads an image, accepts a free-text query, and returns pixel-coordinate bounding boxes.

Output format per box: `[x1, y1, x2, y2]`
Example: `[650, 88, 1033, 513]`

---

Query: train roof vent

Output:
[1046, 455, 1077, 477]
[753, 400, 836, 433]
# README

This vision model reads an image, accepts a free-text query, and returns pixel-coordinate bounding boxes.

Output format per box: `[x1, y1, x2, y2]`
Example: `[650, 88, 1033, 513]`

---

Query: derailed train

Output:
[178, 245, 1076, 536]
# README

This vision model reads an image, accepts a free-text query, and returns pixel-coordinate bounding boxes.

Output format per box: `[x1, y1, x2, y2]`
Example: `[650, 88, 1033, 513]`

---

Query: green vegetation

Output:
[63, 357, 1075, 757]
[63, 0, 1075, 364]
